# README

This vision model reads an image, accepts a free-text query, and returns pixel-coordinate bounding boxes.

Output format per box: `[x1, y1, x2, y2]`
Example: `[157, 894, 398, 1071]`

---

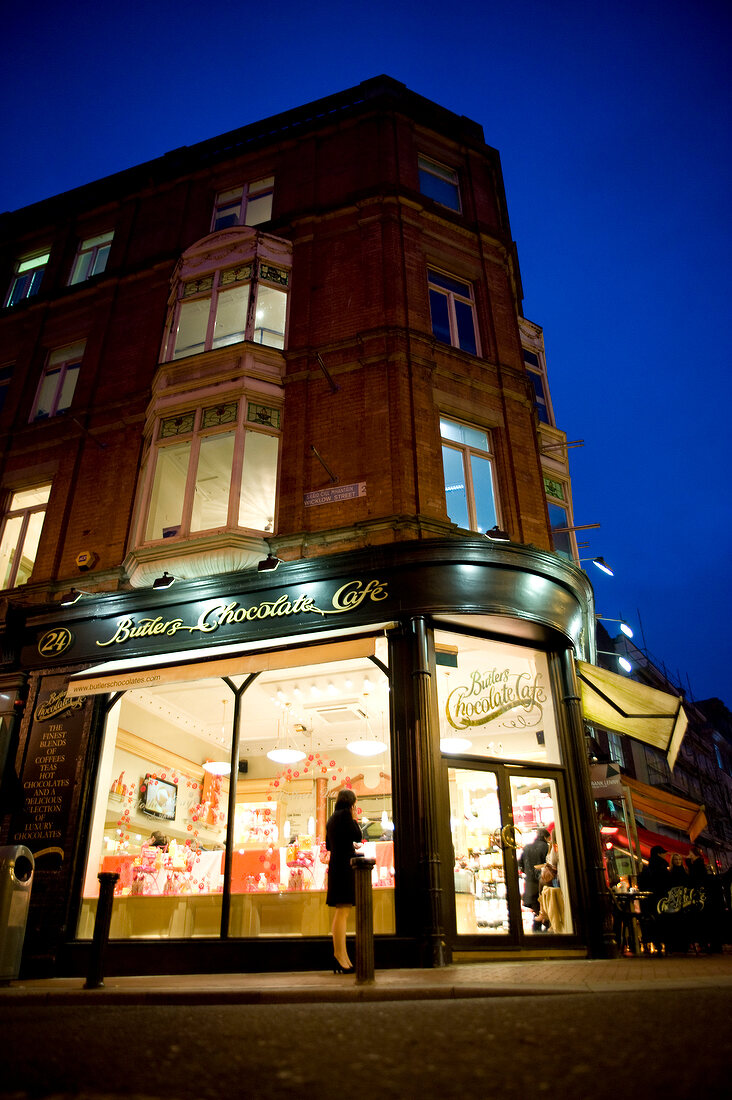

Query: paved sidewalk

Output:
[2, 953, 732, 1004]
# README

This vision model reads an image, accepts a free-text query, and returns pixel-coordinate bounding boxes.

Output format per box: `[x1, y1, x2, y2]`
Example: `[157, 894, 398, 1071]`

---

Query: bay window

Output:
[142, 400, 280, 543]
[167, 260, 288, 359]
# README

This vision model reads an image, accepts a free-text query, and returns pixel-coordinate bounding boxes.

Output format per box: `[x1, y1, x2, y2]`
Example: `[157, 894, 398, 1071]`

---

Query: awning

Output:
[67, 629, 392, 697]
[577, 660, 688, 769]
[610, 824, 690, 861]
[621, 773, 707, 840]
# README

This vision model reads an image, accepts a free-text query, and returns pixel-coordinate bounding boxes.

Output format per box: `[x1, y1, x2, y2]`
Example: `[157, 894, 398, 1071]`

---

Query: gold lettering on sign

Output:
[96, 578, 389, 648]
[35, 690, 85, 722]
[16, 723, 70, 843]
[446, 668, 547, 730]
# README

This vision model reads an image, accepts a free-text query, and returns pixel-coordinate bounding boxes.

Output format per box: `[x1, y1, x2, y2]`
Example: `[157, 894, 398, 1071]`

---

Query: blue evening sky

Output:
[2, 0, 730, 703]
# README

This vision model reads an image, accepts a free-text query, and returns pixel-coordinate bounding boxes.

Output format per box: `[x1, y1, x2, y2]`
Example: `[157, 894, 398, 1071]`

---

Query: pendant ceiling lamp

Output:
[347, 739, 386, 757]
[267, 703, 306, 764]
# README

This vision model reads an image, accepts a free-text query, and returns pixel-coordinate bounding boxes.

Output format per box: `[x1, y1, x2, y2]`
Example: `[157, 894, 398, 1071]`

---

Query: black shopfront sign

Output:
[21, 542, 586, 672]
[9, 675, 88, 853]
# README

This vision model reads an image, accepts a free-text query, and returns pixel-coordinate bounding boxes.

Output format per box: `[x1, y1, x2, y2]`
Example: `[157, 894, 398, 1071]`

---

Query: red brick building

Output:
[0, 77, 667, 977]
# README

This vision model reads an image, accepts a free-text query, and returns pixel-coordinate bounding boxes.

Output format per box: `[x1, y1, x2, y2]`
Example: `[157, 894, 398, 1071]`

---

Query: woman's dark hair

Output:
[334, 789, 357, 810]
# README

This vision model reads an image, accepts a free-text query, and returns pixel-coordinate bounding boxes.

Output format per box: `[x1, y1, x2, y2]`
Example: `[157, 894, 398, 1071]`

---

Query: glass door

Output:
[448, 763, 574, 943]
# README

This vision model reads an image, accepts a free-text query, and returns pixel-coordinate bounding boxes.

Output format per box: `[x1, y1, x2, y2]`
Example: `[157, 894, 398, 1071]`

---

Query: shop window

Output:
[30, 340, 85, 421]
[167, 259, 288, 358]
[434, 629, 561, 766]
[68, 231, 113, 285]
[440, 415, 498, 533]
[77, 642, 395, 942]
[418, 155, 461, 212]
[0, 483, 51, 589]
[5, 250, 50, 307]
[428, 269, 478, 354]
[211, 177, 274, 231]
[142, 400, 280, 541]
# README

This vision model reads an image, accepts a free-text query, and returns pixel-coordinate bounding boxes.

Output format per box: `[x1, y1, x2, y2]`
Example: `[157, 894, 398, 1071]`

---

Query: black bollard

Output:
[351, 856, 376, 984]
[83, 871, 119, 989]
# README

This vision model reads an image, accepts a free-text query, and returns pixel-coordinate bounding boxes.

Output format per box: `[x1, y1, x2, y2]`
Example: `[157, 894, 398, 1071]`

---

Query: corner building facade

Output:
[0, 78, 612, 976]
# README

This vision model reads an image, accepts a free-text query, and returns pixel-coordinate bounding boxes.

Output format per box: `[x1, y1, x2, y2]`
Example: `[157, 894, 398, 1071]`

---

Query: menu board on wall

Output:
[10, 677, 89, 854]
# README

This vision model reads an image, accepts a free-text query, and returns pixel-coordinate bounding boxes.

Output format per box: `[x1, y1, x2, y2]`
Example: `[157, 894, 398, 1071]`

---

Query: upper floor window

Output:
[211, 177, 274, 231]
[141, 400, 280, 543]
[4, 250, 50, 307]
[30, 340, 85, 421]
[428, 270, 478, 355]
[0, 483, 51, 589]
[69, 231, 113, 285]
[418, 156, 461, 212]
[0, 364, 13, 415]
[606, 731, 625, 768]
[440, 416, 498, 533]
[523, 347, 553, 425]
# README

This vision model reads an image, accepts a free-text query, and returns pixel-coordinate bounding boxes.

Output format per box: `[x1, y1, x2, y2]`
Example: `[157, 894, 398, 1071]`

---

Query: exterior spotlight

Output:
[580, 556, 614, 576]
[257, 552, 282, 572]
[152, 571, 175, 590]
[597, 650, 632, 674]
[60, 588, 85, 606]
[485, 525, 511, 542]
[596, 615, 634, 639]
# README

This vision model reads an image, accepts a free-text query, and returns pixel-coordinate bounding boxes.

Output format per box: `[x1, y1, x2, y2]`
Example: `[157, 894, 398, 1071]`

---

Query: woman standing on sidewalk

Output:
[325, 789, 362, 973]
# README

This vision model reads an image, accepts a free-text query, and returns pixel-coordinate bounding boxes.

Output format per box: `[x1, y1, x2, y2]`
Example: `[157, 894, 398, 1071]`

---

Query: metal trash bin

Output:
[0, 845, 35, 982]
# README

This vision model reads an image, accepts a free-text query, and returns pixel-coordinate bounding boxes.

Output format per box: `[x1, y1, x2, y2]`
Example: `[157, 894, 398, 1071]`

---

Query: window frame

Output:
[68, 231, 114, 285]
[139, 398, 281, 545]
[0, 483, 52, 590]
[418, 155, 461, 212]
[30, 341, 85, 422]
[211, 176, 274, 232]
[439, 415, 500, 534]
[4, 250, 50, 307]
[523, 346, 554, 425]
[428, 268, 479, 355]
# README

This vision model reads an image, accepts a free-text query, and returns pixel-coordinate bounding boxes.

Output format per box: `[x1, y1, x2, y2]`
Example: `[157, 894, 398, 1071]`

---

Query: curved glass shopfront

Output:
[77, 637, 395, 941]
[12, 538, 599, 972]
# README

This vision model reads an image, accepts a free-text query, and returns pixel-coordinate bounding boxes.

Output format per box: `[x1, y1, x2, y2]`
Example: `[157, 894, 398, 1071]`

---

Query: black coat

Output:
[325, 807, 362, 906]
[518, 837, 549, 909]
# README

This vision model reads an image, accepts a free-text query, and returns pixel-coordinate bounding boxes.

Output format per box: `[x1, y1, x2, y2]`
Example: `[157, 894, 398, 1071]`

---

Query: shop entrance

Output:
[447, 762, 574, 945]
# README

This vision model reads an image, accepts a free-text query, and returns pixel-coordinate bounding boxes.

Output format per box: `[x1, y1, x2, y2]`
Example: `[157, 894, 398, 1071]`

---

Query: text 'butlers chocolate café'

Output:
[0, 77, 687, 976]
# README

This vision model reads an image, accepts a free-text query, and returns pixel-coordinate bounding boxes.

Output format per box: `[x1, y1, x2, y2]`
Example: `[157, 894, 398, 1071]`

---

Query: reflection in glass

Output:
[449, 768, 509, 935]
